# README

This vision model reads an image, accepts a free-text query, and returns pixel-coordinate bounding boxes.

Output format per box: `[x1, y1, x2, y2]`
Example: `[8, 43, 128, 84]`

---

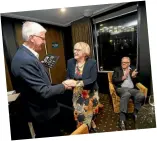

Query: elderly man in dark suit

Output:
[11, 21, 73, 138]
[112, 57, 145, 130]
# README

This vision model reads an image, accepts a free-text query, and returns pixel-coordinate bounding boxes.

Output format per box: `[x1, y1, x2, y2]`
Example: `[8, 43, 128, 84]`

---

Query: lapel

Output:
[21, 45, 37, 60]
[21, 46, 51, 82]
[71, 59, 76, 78]
[120, 67, 124, 76]
[82, 60, 88, 78]
[41, 64, 51, 82]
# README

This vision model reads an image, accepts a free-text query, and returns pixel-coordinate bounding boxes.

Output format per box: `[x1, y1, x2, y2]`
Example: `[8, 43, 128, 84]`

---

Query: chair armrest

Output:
[71, 124, 89, 135]
[109, 82, 117, 98]
[136, 83, 148, 98]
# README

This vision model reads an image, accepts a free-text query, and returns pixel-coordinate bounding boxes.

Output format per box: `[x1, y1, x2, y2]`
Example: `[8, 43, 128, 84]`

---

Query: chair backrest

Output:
[107, 72, 116, 95]
[108, 72, 113, 83]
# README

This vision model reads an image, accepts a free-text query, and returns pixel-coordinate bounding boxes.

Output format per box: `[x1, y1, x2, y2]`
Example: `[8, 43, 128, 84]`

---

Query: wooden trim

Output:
[71, 124, 89, 135]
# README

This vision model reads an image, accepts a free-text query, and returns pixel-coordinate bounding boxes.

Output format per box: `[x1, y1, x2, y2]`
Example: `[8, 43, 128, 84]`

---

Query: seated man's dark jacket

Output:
[11, 46, 65, 123]
[112, 66, 139, 89]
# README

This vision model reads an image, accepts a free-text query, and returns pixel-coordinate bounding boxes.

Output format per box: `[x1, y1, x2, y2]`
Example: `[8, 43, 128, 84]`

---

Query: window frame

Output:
[93, 4, 139, 73]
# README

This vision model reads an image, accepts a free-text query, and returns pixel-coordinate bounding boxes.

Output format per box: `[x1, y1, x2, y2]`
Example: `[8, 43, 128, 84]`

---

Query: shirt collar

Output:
[123, 66, 131, 71]
[23, 44, 39, 59]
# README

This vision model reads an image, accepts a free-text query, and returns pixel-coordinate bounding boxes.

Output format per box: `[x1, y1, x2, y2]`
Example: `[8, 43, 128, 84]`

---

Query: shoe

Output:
[133, 114, 138, 129]
[91, 120, 96, 128]
[119, 120, 126, 130]
[90, 127, 97, 133]
[133, 114, 138, 122]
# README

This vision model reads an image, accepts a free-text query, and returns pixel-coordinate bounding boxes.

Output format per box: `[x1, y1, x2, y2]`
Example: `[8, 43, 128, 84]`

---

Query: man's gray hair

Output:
[22, 21, 47, 41]
[121, 56, 131, 62]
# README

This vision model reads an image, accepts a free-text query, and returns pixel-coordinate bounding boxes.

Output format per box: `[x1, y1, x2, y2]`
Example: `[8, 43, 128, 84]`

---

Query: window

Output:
[94, 11, 138, 71]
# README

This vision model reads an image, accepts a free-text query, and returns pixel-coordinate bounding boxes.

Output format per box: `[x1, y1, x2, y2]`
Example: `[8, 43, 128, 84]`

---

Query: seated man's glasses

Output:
[121, 62, 130, 64]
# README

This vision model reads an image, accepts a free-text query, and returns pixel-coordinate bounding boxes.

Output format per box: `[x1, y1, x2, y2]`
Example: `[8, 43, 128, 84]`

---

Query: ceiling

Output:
[1, 3, 126, 27]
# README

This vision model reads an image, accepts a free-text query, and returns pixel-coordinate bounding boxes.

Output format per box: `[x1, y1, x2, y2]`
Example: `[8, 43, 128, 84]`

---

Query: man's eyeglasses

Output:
[121, 62, 130, 64]
[32, 35, 45, 41]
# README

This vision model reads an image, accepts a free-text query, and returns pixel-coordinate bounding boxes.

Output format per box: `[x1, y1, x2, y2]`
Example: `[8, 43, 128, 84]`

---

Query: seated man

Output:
[112, 57, 145, 130]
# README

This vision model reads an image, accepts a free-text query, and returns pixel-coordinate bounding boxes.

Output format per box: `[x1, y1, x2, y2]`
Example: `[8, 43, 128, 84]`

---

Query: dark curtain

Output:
[1, 17, 19, 91]
[71, 17, 94, 57]
[137, 1, 152, 96]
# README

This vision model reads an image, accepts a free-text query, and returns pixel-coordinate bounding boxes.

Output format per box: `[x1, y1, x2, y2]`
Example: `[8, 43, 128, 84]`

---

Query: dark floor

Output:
[62, 93, 156, 135]
[90, 93, 156, 133]
[9, 93, 156, 140]
[55, 93, 156, 136]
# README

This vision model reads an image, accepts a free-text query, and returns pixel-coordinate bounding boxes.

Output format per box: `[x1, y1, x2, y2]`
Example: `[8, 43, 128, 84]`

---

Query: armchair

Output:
[108, 72, 148, 113]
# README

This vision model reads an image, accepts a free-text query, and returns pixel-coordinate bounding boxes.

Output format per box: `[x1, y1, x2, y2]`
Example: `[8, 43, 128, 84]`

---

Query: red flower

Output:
[76, 69, 81, 76]
[82, 90, 88, 99]
[77, 72, 81, 76]
[95, 108, 98, 114]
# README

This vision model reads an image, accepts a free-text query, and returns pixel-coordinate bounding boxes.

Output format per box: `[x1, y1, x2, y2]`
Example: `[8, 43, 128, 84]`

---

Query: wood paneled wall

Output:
[45, 27, 66, 84]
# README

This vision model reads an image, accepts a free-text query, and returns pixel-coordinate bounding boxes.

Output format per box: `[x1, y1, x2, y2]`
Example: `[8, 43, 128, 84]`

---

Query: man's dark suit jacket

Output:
[112, 66, 139, 89]
[11, 45, 65, 123]
[66, 58, 98, 91]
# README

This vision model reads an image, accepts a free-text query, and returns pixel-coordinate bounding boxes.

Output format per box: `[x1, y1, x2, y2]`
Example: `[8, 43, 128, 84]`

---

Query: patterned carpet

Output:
[9, 93, 156, 140]
[62, 93, 156, 135]
[90, 93, 156, 133]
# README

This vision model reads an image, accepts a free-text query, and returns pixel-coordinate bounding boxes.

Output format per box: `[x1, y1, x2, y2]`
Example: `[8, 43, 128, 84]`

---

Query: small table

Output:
[8, 93, 34, 139]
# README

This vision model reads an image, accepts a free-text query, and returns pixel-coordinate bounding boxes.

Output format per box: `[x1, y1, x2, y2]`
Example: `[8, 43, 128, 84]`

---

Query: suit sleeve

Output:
[83, 61, 97, 86]
[19, 62, 65, 99]
[66, 60, 70, 79]
[112, 68, 123, 84]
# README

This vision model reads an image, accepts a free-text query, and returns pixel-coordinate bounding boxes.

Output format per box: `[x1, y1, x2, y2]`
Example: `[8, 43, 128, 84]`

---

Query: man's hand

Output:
[132, 69, 138, 78]
[63, 79, 77, 87]
[122, 68, 130, 81]
[62, 81, 72, 90]
[62, 79, 77, 90]
[122, 75, 127, 81]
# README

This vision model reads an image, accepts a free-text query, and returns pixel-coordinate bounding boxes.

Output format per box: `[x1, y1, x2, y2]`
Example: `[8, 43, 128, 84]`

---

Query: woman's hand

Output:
[63, 79, 77, 87]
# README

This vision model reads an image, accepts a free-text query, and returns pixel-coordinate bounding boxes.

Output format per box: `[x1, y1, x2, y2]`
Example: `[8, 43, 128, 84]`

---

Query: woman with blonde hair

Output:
[64, 42, 102, 132]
